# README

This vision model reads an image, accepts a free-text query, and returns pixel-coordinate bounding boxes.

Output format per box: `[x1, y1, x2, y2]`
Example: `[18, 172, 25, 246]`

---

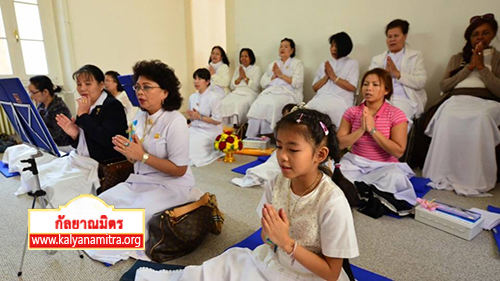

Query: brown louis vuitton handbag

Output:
[146, 192, 224, 262]
[97, 159, 134, 194]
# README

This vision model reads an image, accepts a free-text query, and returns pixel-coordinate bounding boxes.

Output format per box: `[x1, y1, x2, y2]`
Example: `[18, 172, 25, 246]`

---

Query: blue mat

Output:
[228, 228, 391, 280]
[0, 161, 19, 178]
[231, 155, 271, 175]
[487, 205, 500, 253]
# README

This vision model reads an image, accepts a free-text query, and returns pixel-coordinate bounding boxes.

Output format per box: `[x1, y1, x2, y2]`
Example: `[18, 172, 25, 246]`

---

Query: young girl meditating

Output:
[135, 108, 359, 281]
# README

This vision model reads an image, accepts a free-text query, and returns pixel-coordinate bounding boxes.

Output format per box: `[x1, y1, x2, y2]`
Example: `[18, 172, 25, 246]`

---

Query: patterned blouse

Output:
[37, 96, 73, 146]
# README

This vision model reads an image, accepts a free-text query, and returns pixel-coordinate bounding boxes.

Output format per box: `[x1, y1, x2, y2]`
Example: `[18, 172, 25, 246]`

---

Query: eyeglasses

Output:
[132, 84, 161, 93]
[470, 13, 495, 24]
[29, 90, 41, 95]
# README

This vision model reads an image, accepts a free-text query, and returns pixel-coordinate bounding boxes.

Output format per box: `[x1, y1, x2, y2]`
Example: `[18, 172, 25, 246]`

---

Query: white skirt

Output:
[189, 126, 224, 167]
[247, 87, 298, 131]
[423, 95, 500, 196]
[135, 244, 351, 281]
[221, 89, 258, 126]
[15, 149, 99, 208]
[340, 153, 417, 205]
[231, 152, 280, 188]
[2, 144, 58, 173]
[306, 93, 350, 127]
[86, 182, 203, 265]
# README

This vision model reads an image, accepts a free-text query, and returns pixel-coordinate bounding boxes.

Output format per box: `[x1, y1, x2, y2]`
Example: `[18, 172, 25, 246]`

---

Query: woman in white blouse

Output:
[369, 19, 427, 125]
[104, 70, 138, 123]
[246, 38, 304, 137]
[221, 48, 262, 126]
[187, 68, 224, 167]
[208, 46, 231, 96]
[307, 32, 359, 127]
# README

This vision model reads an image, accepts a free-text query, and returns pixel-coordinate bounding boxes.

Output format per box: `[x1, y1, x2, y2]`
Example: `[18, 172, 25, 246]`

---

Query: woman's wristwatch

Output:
[369, 127, 377, 136]
[141, 153, 150, 164]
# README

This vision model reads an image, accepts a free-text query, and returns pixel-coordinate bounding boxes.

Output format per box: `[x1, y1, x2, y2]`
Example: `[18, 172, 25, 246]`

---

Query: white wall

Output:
[64, 0, 190, 109]
[228, 0, 500, 108]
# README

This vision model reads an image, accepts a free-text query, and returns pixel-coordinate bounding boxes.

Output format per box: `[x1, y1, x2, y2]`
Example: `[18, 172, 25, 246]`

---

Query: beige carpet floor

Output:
[1, 153, 499, 281]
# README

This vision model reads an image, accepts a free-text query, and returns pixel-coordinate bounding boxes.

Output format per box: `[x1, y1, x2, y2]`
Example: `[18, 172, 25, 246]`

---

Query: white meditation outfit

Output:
[369, 47, 428, 121]
[134, 174, 359, 281]
[209, 61, 231, 96]
[306, 57, 359, 127]
[246, 58, 304, 137]
[221, 64, 262, 126]
[189, 87, 224, 167]
[87, 109, 202, 264]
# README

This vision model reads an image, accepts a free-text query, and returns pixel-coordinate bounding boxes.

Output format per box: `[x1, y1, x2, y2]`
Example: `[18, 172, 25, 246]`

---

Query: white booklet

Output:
[469, 208, 500, 230]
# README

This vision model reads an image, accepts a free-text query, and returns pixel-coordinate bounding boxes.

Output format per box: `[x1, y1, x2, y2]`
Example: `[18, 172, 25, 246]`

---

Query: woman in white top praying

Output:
[221, 48, 262, 127]
[246, 38, 304, 138]
[105, 70, 138, 123]
[208, 45, 231, 96]
[187, 68, 224, 167]
[307, 32, 359, 127]
[369, 19, 427, 126]
[423, 14, 500, 196]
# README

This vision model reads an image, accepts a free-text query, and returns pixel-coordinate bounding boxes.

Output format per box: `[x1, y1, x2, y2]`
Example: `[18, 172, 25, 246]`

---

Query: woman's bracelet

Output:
[334, 76, 340, 84]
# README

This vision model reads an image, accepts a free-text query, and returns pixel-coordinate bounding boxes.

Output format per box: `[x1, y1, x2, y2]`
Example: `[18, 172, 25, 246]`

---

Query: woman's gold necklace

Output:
[140, 111, 165, 142]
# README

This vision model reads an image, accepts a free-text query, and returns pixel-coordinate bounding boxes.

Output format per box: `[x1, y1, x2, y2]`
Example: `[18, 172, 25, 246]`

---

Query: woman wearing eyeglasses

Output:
[13, 65, 128, 208]
[208, 46, 231, 96]
[369, 19, 428, 128]
[187, 68, 224, 167]
[28, 75, 73, 146]
[86, 60, 202, 264]
[422, 14, 500, 196]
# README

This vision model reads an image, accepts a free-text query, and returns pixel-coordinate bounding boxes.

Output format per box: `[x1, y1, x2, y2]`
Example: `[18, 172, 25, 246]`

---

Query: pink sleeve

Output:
[391, 107, 408, 127]
[342, 107, 355, 124]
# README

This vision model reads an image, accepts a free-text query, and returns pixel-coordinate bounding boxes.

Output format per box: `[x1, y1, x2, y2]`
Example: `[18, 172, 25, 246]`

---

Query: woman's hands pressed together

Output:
[112, 134, 145, 162]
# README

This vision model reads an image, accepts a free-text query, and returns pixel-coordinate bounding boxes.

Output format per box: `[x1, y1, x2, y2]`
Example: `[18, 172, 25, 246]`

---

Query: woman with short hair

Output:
[369, 19, 427, 126]
[307, 32, 359, 127]
[246, 38, 304, 137]
[221, 48, 262, 126]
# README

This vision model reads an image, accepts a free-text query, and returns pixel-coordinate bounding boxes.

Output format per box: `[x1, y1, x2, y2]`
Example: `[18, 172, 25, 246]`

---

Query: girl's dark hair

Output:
[29, 75, 62, 97]
[360, 68, 393, 101]
[450, 15, 498, 77]
[275, 108, 359, 207]
[240, 48, 256, 65]
[209, 46, 230, 66]
[281, 103, 296, 115]
[73, 64, 110, 94]
[105, 70, 125, 92]
[133, 60, 183, 111]
[193, 68, 211, 82]
[281, 38, 296, 58]
[385, 19, 410, 35]
[328, 32, 353, 59]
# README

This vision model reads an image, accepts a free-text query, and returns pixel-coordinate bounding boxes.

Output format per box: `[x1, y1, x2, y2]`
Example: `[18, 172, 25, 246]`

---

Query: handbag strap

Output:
[167, 193, 210, 218]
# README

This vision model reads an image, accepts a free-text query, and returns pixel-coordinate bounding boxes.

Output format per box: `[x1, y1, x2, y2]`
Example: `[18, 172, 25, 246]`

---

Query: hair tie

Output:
[319, 121, 329, 136]
[334, 163, 341, 168]
[290, 102, 307, 113]
[296, 113, 304, 123]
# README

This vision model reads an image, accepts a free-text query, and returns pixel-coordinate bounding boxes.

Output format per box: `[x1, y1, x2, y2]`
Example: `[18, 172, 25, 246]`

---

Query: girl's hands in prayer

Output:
[76, 96, 91, 117]
[261, 203, 293, 251]
[112, 134, 145, 162]
[55, 114, 79, 140]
